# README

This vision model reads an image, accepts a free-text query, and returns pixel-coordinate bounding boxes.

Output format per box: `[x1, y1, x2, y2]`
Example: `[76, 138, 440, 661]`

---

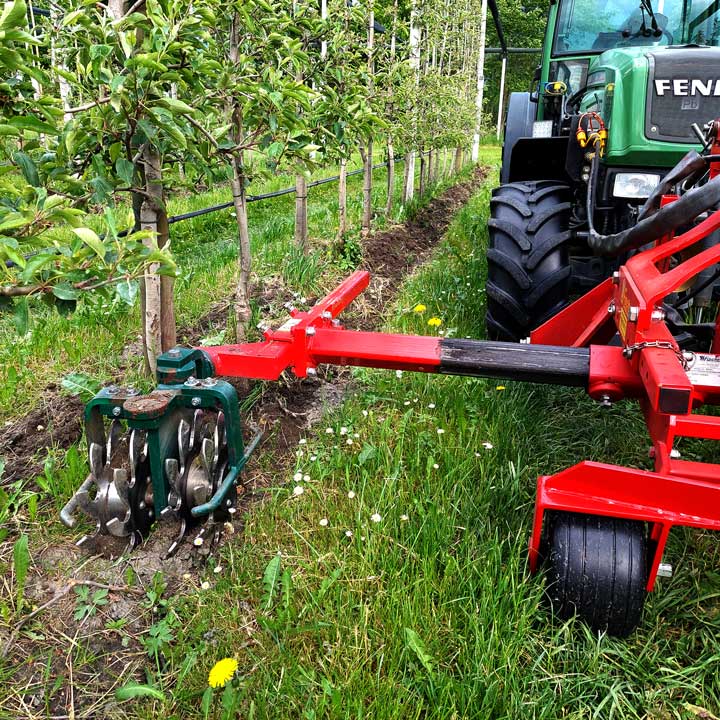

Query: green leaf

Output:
[156, 97, 195, 115]
[261, 553, 282, 610]
[52, 283, 80, 301]
[61, 372, 101, 400]
[13, 152, 40, 187]
[358, 444, 376, 465]
[8, 115, 58, 135]
[115, 158, 135, 186]
[116, 279, 138, 305]
[0, 0, 27, 33]
[200, 687, 213, 716]
[13, 297, 29, 335]
[115, 683, 166, 702]
[72, 227, 106, 260]
[13, 534, 29, 614]
[404, 628, 435, 676]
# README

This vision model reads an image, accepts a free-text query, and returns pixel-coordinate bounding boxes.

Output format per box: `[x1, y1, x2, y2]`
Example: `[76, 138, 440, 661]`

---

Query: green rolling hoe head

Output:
[60, 348, 261, 557]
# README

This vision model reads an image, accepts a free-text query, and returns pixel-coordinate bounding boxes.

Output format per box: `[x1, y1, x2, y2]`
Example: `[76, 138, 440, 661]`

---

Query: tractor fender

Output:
[501, 92, 535, 184]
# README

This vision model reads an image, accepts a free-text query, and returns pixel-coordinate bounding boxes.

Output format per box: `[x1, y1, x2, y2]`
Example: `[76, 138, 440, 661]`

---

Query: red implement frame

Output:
[529, 188, 720, 589]
[192, 135, 720, 592]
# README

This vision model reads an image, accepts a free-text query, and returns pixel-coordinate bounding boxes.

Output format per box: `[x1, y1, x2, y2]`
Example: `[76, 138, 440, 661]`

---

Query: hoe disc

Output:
[77, 421, 153, 548]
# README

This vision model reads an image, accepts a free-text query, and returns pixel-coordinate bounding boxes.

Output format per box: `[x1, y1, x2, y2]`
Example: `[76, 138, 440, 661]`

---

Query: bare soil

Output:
[0, 168, 486, 718]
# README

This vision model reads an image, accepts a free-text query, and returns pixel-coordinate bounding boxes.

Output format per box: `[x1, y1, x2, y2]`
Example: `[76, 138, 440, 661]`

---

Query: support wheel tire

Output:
[546, 512, 648, 637]
[485, 181, 572, 342]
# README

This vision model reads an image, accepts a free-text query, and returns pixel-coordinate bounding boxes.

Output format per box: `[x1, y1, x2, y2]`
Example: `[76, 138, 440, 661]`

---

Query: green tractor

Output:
[488, 0, 720, 341]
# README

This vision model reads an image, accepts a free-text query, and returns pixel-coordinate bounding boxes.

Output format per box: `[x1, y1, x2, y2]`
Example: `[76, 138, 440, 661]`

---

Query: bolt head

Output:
[608, 302, 616, 315]
[306, 326, 316, 336]
[321, 311, 332, 320]
[167, 349, 181, 358]
[651, 307, 666, 322]
[185, 376, 199, 387]
[612, 271, 620, 285]
[138, 501, 146, 510]
[307, 367, 317, 376]
[191, 396, 202, 407]
[112, 406, 122, 417]
[629, 306, 640, 322]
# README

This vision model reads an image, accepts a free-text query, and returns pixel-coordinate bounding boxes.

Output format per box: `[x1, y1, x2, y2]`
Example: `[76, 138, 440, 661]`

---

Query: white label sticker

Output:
[685, 352, 720, 387]
[276, 317, 301, 333]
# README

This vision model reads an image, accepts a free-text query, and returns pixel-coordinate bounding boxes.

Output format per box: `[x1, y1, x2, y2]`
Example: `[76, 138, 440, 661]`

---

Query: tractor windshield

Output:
[554, 0, 720, 54]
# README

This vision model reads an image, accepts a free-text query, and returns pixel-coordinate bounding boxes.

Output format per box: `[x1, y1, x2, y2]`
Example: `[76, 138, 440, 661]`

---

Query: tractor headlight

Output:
[613, 173, 661, 200]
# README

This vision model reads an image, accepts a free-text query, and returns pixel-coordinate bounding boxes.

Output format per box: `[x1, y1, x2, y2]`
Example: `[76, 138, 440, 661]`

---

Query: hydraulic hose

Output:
[586, 152, 720, 255]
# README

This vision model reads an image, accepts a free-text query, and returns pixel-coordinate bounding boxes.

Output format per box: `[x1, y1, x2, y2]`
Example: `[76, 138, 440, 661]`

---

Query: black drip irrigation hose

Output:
[7, 155, 421, 266]
[166, 160, 401, 225]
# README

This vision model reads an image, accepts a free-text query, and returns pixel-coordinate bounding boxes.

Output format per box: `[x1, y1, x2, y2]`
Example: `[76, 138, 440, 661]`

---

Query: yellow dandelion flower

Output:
[208, 658, 238, 688]
[427, 317, 442, 327]
[496, 385, 506, 391]
[413, 304, 427, 313]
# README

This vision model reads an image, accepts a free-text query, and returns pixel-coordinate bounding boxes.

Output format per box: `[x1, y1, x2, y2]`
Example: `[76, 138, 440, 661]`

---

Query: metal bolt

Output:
[321, 311, 332, 320]
[185, 376, 200, 387]
[629, 306, 640, 322]
[167, 349, 181, 358]
[656, 563, 673, 578]
[191, 396, 202, 407]
[201, 377, 218, 387]
[612, 271, 620, 285]
[112, 406, 122, 417]
[226, 499, 232, 507]
[599, 394, 613, 408]
[608, 302, 616, 315]
[307, 367, 317, 376]
[306, 326, 316, 336]
[331, 319, 341, 327]
[107, 384, 120, 395]
[651, 307, 665, 322]
[125, 386, 140, 396]
[138, 501, 146, 510]
[670, 448, 681, 459]
[651, 126, 658, 133]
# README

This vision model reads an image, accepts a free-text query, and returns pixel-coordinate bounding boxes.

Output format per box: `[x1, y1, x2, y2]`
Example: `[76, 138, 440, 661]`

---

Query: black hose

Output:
[672, 264, 720, 309]
[587, 157, 720, 255]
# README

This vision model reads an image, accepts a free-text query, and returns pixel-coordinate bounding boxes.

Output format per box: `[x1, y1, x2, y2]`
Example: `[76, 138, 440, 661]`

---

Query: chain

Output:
[622, 341, 689, 369]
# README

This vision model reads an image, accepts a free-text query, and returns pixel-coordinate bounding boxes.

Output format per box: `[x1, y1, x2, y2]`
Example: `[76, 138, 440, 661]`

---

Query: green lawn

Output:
[4, 146, 719, 719]
[137, 149, 719, 719]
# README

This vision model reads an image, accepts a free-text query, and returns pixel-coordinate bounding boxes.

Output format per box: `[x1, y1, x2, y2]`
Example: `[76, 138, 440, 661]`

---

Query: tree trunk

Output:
[231, 157, 252, 341]
[433, 148, 441, 183]
[386, 139, 395, 217]
[428, 149, 434, 185]
[454, 147, 463, 174]
[338, 156, 348, 241]
[294, 173, 308, 251]
[362, 139, 373, 235]
[141, 147, 175, 375]
[419, 148, 426, 196]
[403, 151, 415, 204]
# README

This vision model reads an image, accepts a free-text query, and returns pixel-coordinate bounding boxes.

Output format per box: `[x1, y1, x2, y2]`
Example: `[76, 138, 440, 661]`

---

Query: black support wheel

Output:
[545, 512, 648, 637]
[485, 181, 572, 342]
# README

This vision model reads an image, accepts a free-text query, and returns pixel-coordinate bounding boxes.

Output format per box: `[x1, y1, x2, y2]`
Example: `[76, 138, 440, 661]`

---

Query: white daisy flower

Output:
[347, 490, 356, 499]
[293, 485, 304, 496]
[319, 518, 329, 527]
[370, 513, 382, 523]
[294, 471, 303, 482]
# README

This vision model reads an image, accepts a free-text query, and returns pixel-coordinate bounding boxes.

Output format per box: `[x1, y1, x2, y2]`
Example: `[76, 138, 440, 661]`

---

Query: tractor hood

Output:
[580, 45, 720, 167]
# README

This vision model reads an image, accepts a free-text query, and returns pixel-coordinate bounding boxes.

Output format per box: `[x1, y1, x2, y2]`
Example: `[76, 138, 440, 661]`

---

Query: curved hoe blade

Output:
[129, 429, 146, 485]
[106, 419, 123, 460]
[177, 419, 191, 472]
[213, 412, 226, 467]
[88, 442, 104, 480]
[164, 517, 188, 559]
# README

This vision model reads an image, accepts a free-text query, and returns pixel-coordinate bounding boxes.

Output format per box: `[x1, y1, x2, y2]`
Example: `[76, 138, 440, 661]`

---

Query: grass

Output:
[92, 146, 717, 719]
[4, 144, 719, 718]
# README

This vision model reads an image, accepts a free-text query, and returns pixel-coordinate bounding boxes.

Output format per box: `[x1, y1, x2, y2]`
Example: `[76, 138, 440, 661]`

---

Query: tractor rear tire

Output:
[546, 512, 648, 637]
[485, 181, 572, 342]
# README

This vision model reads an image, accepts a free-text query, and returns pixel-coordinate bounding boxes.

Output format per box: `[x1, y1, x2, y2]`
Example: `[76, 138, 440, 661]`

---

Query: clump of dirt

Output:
[0, 393, 85, 484]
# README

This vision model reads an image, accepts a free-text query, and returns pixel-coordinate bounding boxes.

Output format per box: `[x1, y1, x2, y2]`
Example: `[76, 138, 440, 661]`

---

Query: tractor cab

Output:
[491, 0, 720, 343]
